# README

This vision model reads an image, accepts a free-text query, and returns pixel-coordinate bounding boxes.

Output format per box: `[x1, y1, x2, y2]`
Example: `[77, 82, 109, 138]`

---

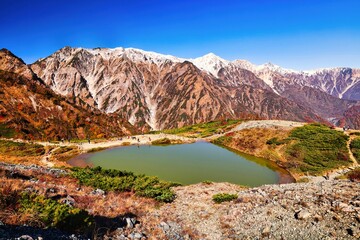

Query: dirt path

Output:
[230, 120, 305, 132]
[205, 120, 305, 140]
[346, 134, 359, 165]
[303, 133, 359, 183]
[40, 147, 58, 167]
[76, 134, 194, 151]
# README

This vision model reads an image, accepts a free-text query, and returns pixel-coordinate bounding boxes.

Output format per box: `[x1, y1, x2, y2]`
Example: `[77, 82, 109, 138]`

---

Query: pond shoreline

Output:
[67, 139, 295, 186]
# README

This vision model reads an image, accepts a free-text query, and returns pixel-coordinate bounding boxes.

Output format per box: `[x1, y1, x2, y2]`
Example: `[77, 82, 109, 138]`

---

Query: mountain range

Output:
[1, 46, 360, 139]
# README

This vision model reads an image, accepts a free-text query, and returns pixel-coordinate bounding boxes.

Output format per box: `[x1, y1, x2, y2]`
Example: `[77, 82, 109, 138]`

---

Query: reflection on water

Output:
[70, 142, 293, 187]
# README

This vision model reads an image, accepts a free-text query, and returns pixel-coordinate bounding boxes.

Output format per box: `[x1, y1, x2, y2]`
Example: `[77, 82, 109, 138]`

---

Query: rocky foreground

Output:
[154, 180, 360, 240]
[0, 162, 359, 239]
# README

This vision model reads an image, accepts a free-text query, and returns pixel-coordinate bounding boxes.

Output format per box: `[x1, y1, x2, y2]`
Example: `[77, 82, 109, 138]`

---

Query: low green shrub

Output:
[285, 124, 350, 174]
[53, 146, 77, 155]
[71, 167, 180, 202]
[212, 193, 238, 203]
[87, 147, 106, 153]
[155, 119, 242, 138]
[202, 180, 213, 185]
[0, 124, 15, 138]
[212, 134, 234, 145]
[266, 137, 287, 145]
[0, 140, 45, 156]
[20, 193, 93, 232]
[347, 168, 360, 182]
[350, 138, 360, 163]
[151, 138, 171, 145]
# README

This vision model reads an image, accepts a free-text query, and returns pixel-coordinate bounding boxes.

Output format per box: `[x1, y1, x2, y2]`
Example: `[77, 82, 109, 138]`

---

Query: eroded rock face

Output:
[0, 48, 38, 81]
[31, 47, 324, 130]
[0, 49, 134, 140]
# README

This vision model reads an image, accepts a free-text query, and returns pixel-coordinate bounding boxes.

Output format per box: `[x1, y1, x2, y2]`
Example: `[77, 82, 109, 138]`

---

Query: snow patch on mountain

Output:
[85, 47, 184, 66]
[189, 53, 230, 77]
[256, 62, 297, 75]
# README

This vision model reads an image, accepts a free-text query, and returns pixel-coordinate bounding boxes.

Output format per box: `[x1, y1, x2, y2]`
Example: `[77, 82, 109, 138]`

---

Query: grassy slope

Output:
[0, 140, 45, 156]
[152, 119, 242, 138]
[213, 124, 351, 177]
[0, 140, 47, 165]
[350, 137, 360, 163]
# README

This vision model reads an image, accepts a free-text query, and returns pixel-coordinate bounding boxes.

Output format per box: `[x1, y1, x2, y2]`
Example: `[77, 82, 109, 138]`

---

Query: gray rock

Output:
[126, 217, 137, 229]
[262, 226, 271, 237]
[18, 236, 34, 240]
[92, 188, 105, 195]
[62, 195, 76, 207]
[160, 221, 170, 231]
[313, 214, 323, 222]
[134, 232, 143, 239]
[295, 210, 311, 220]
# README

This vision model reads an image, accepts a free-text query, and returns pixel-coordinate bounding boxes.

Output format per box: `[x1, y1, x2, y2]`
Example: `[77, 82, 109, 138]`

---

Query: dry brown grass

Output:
[49, 146, 81, 167]
[0, 155, 43, 165]
[225, 128, 290, 163]
[0, 165, 163, 237]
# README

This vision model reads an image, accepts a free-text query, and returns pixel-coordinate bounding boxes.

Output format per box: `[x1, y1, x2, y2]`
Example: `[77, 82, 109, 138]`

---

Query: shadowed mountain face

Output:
[0, 49, 135, 140]
[30, 47, 325, 130]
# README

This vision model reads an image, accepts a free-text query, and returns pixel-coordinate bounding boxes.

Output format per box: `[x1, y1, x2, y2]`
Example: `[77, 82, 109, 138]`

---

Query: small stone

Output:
[295, 210, 311, 220]
[351, 200, 360, 207]
[338, 202, 349, 209]
[126, 217, 136, 229]
[313, 214, 323, 222]
[19, 236, 34, 240]
[342, 206, 354, 212]
[62, 195, 76, 207]
[90, 188, 106, 195]
[134, 233, 143, 239]
[262, 226, 271, 237]
[160, 221, 170, 231]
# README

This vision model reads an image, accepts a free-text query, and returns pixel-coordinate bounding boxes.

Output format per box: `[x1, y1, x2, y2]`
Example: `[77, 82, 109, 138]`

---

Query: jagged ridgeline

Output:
[30, 47, 360, 130]
[1, 46, 360, 140]
[0, 49, 136, 140]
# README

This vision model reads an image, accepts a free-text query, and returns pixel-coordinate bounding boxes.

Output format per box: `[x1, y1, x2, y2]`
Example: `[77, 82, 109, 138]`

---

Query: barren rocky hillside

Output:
[30, 47, 325, 130]
[0, 49, 135, 140]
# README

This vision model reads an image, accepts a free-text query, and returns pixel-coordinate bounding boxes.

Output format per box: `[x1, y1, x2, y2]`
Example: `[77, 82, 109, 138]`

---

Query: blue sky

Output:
[1, 0, 359, 70]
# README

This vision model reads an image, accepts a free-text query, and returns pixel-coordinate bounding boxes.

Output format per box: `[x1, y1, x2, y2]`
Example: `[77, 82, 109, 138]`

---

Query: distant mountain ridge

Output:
[30, 46, 330, 130]
[1, 46, 360, 133]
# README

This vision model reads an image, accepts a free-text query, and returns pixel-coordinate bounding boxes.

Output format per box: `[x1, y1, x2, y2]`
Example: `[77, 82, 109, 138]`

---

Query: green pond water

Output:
[78, 142, 292, 187]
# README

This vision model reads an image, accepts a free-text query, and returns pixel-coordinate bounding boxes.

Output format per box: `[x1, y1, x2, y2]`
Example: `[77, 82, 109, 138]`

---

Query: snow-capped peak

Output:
[124, 48, 184, 64]
[232, 59, 257, 72]
[84, 47, 184, 65]
[256, 62, 297, 74]
[189, 53, 230, 77]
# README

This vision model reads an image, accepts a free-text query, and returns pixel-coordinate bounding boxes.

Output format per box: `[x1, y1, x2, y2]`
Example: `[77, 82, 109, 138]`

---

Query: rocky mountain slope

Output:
[0, 49, 135, 140]
[30, 47, 328, 130]
[206, 56, 360, 127]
